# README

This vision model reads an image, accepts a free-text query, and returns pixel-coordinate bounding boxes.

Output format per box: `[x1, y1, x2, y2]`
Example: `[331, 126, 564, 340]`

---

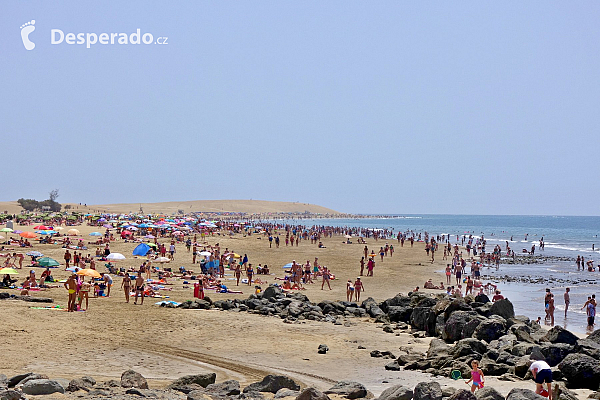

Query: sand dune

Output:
[0, 199, 340, 215]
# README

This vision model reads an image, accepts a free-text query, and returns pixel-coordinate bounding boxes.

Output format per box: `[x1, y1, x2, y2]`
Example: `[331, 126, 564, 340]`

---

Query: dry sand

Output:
[0, 222, 563, 397]
[0, 200, 340, 216]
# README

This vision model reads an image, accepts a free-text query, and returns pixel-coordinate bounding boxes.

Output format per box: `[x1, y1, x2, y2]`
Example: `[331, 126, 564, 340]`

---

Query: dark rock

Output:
[443, 300, 472, 321]
[67, 376, 96, 392]
[263, 285, 283, 299]
[397, 354, 421, 366]
[243, 375, 300, 394]
[474, 294, 490, 304]
[489, 299, 515, 320]
[121, 370, 149, 389]
[452, 338, 488, 358]
[21, 379, 65, 395]
[411, 307, 437, 335]
[427, 338, 451, 358]
[324, 381, 367, 399]
[588, 329, 600, 344]
[378, 385, 413, 400]
[540, 343, 574, 367]
[506, 388, 546, 400]
[362, 297, 385, 318]
[0, 375, 6, 390]
[125, 388, 146, 396]
[14, 373, 47, 387]
[7, 373, 33, 388]
[385, 361, 401, 371]
[448, 389, 476, 400]
[442, 387, 457, 398]
[474, 387, 503, 400]
[514, 356, 532, 378]
[187, 389, 210, 400]
[558, 353, 600, 390]
[169, 374, 216, 390]
[413, 381, 442, 400]
[474, 319, 507, 343]
[206, 380, 241, 396]
[296, 387, 330, 400]
[318, 344, 329, 354]
[577, 339, 600, 359]
[240, 391, 267, 400]
[543, 326, 579, 346]
[0, 389, 23, 400]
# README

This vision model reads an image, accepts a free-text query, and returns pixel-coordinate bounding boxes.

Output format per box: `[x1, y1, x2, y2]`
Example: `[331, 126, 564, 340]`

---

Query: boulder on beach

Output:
[168, 373, 216, 390]
[206, 379, 241, 396]
[243, 375, 300, 394]
[377, 385, 413, 400]
[325, 381, 367, 399]
[557, 353, 600, 390]
[489, 299, 515, 320]
[296, 387, 330, 400]
[121, 370, 149, 389]
[448, 389, 477, 400]
[543, 326, 579, 346]
[506, 388, 546, 400]
[20, 379, 65, 395]
[66, 376, 96, 392]
[413, 382, 442, 400]
[474, 386, 503, 400]
[0, 389, 23, 400]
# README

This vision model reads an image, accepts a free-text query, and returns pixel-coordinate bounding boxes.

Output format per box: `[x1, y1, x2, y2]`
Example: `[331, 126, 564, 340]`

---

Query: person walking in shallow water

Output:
[564, 288, 570, 317]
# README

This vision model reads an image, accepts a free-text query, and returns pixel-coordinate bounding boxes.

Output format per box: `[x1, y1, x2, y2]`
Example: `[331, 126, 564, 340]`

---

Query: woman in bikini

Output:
[346, 280, 355, 302]
[234, 264, 241, 286]
[121, 274, 132, 303]
[78, 279, 91, 310]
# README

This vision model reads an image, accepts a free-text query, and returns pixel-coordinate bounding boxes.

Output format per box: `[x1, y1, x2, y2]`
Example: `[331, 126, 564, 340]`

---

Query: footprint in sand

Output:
[20, 20, 35, 50]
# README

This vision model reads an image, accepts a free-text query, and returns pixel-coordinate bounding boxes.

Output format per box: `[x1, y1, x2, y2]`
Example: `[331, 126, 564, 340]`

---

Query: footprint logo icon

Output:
[20, 20, 36, 50]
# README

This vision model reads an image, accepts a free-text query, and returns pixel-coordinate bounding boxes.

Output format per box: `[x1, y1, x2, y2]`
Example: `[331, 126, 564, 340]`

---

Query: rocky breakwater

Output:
[0, 369, 590, 400]
[171, 285, 600, 392]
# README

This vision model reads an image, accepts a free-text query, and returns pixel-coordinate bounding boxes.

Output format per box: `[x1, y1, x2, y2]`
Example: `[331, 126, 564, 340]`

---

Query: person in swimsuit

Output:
[64, 274, 77, 312]
[321, 267, 331, 290]
[466, 359, 484, 393]
[564, 288, 570, 317]
[121, 274, 132, 303]
[246, 264, 254, 285]
[346, 280, 355, 302]
[445, 264, 452, 284]
[234, 264, 241, 286]
[354, 277, 364, 302]
[134, 271, 145, 305]
[78, 279, 91, 310]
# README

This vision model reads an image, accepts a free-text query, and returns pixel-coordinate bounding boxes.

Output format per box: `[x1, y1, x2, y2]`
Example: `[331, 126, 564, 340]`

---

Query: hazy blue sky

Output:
[1, 2, 599, 215]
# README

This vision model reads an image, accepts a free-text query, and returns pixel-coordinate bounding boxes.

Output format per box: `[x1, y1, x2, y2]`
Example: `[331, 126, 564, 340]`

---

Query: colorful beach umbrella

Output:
[76, 269, 102, 278]
[33, 225, 49, 230]
[20, 232, 37, 239]
[153, 257, 170, 263]
[67, 229, 80, 236]
[0, 268, 18, 275]
[132, 243, 150, 256]
[89, 232, 102, 236]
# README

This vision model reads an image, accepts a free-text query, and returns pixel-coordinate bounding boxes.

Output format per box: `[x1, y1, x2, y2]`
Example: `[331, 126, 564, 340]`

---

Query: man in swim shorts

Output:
[134, 271, 145, 305]
[64, 274, 77, 312]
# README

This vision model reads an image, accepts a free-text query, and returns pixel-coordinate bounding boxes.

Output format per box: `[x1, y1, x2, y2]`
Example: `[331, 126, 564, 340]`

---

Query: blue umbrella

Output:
[133, 243, 150, 256]
[89, 232, 102, 236]
[283, 263, 293, 269]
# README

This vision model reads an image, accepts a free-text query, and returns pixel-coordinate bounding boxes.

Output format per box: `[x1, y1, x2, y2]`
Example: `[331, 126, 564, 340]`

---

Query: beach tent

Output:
[133, 243, 150, 256]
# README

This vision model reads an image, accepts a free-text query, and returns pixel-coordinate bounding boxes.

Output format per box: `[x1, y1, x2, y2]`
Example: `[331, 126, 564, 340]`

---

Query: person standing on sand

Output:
[445, 264, 452, 285]
[134, 271, 145, 305]
[246, 264, 254, 285]
[359, 257, 365, 276]
[346, 280, 354, 302]
[354, 277, 364, 301]
[321, 267, 332, 290]
[121, 274, 131, 303]
[64, 274, 77, 312]
[564, 288, 570, 317]
[64, 250, 71, 269]
[235, 264, 241, 286]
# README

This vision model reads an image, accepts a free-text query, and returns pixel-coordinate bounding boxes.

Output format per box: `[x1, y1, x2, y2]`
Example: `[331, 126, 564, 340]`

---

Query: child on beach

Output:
[465, 360, 484, 393]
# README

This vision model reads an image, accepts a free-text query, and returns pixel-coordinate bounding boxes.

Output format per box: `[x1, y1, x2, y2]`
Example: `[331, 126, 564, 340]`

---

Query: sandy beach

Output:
[0, 206, 597, 400]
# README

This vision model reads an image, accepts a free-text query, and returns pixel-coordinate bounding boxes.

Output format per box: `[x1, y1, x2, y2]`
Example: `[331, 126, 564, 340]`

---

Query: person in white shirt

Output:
[529, 360, 552, 400]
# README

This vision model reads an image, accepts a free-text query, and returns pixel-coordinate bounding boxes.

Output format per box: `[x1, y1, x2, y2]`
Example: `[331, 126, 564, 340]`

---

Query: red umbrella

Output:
[33, 225, 49, 230]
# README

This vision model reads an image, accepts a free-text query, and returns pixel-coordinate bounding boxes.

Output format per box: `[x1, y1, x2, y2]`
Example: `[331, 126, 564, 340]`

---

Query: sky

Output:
[1, 2, 599, 215]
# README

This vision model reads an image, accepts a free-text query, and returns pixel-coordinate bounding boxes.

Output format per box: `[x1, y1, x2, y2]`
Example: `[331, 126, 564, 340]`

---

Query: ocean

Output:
[265, 215, 600, 334]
